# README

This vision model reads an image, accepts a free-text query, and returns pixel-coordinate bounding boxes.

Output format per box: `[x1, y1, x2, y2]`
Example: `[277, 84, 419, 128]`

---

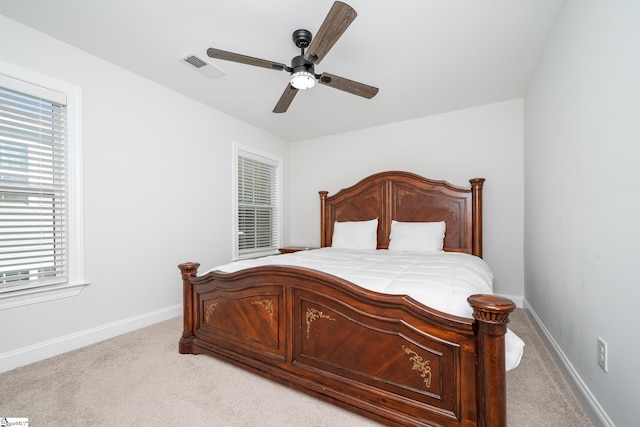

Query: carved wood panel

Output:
[291, 289, 472, 422]
[391, 182, 471, 252]
[320, 171, 481, 255]
[194, 283, 285, 360]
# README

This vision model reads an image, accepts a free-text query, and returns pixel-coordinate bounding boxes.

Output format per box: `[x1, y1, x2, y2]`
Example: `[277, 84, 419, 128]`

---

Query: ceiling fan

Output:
[206, 1, 379, 113]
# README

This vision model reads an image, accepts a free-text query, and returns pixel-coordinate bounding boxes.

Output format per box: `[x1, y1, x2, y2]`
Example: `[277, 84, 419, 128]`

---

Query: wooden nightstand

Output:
[278, 246, 318, 254]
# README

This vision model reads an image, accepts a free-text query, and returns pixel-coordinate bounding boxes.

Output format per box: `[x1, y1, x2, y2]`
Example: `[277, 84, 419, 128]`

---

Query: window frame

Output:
[232, 142, 282, 260]
[0, 60, 86, 310]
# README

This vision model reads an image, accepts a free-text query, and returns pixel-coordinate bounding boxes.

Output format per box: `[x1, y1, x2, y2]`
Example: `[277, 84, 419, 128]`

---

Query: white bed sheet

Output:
[213, 247, 524, 370]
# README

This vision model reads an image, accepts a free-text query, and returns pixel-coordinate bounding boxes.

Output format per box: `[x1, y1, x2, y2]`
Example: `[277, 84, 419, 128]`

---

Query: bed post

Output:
[470, 178, 485, 258]
[178, 262, 200, 353]
[319, 190, 329, 247]
[468, 294, 515, 427]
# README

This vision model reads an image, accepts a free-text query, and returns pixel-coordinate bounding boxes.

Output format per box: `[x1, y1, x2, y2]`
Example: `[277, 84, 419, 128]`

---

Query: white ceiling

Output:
[0, 0, 563, 141]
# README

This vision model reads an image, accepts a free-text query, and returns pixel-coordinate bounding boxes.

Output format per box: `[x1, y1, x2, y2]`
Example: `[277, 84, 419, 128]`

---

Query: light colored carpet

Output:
[0, 309, 593, 426]
[506, 309, 593, 426]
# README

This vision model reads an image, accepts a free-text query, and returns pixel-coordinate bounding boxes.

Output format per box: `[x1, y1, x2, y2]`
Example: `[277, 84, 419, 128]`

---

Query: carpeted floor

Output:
[0, 309, 593, 426]
[506, 309, 593, 426]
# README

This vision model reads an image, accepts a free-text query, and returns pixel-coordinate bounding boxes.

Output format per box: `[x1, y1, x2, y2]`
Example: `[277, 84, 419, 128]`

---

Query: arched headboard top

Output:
[319, 171, 485, 257]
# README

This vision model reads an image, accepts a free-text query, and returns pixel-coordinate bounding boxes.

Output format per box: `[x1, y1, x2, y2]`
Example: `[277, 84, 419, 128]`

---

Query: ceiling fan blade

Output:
[304, 1, 357, 65]
[318, 73, 379, 99]
[207, 48, 287, 71]
[273, 84, 299, 113]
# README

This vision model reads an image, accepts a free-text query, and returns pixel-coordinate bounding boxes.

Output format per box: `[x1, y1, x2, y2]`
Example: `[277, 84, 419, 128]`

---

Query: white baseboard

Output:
[523, 299, 615, 427]
[0, 304, 182, 374]
[497, 293, 523, 308]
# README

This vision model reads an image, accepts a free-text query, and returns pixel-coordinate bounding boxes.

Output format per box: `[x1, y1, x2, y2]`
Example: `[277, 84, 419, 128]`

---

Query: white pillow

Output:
[388, 220, 446, 252]
[331, 218, 378, 250]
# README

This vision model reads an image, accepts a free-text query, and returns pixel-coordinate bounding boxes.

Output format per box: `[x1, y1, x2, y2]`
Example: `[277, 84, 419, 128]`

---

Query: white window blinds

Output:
[237, 150, 280, 257]
[0, 83, 68, 292]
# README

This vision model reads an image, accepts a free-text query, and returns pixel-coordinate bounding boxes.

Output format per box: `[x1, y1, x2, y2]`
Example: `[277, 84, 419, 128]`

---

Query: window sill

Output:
[0, 281, 89, 310]
[237, 249, 280, 260]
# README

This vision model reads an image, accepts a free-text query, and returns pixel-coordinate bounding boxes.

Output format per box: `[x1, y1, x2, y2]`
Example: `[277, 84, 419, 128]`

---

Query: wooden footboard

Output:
[179, 263, 515, 427]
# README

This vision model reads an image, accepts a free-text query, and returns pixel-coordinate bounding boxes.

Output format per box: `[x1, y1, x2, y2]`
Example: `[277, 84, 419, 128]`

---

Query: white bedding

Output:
[213, 247, 524, 370]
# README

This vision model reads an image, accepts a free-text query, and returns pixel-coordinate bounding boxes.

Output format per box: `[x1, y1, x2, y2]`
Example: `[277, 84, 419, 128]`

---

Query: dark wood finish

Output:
[206, 47, 287, 71]
[319, 171, 484, 256]
[304, 1, 357, 65]
[468, 294, 516, 427]
[318, 72, 379, 99]
[179, 171, 513, 426]
[273, 84, 298, 113]
[278, 246, 317, 254]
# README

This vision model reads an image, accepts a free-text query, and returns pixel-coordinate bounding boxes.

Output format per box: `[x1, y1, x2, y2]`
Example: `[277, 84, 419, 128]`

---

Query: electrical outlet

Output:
[597, 337, 608, 372]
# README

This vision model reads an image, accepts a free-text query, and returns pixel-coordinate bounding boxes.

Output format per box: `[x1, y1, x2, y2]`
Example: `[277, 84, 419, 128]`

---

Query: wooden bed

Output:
[178, 171, 515, 427]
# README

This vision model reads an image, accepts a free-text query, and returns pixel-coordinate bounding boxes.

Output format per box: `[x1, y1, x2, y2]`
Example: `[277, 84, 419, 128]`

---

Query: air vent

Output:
[184, 55, 207, 68]
[179, 54, 226, 80]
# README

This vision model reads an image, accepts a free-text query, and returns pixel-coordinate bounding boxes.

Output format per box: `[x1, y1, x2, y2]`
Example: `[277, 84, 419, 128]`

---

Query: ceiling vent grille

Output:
[184, 55, 207, 68]
[180, 54, 226, 80]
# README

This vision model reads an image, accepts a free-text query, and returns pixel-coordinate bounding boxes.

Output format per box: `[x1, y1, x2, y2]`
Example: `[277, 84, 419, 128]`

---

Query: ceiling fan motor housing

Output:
[291, 55, 315, 75]
[289, 29, 317, 89]
[290, 55, 316, 89]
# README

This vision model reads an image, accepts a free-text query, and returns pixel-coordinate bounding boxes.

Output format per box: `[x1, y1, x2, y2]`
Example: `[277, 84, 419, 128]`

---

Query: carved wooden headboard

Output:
[319, 171, 485, 257]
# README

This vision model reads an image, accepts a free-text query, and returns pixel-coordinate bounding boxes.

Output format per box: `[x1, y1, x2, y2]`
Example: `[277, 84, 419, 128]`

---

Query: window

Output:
[0, 62, 84, 308]
[233, 144, 282, 259]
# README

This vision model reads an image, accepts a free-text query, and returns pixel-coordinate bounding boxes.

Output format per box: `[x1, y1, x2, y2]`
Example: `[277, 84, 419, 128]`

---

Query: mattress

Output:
[214, 247, 524, 370]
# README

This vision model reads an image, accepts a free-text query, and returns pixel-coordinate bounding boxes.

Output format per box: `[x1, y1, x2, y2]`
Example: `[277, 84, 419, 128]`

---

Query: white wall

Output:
[524, 1, 640, 425]
[289, 99, 524, 298]
[0, 16, 289, 370]
[4, 2, 636, 423]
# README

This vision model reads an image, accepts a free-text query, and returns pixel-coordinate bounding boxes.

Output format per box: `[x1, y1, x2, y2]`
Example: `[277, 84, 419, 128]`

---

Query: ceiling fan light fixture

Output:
[290, 71, 316, 90]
